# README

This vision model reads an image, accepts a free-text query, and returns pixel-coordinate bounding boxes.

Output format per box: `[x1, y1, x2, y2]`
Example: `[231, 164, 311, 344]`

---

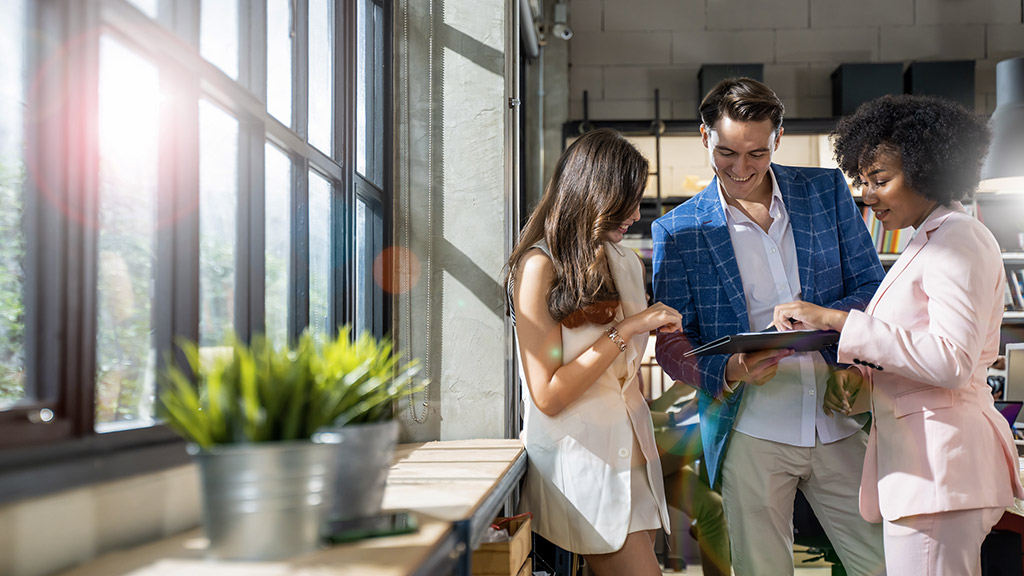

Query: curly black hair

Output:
[831, 94, 991, 205]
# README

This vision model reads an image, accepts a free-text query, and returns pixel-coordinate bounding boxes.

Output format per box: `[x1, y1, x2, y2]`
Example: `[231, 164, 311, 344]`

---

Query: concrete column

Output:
[393, 0, 512, 441]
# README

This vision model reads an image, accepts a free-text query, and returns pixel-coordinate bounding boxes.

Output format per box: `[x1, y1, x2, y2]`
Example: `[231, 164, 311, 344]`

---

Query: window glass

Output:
[126, 0, 158, 18]
[371, 1, 384, 186]
[199, 100, 238, 347]
[309, 170, 330, 344]
[264, 142, 291, 347]
[355, 197, 367, 333]
[95, 37, 159, 431]
[308, 0, 333, 154]
[356, 0, 368, 178]
[200, 0, 238, 80]
[0, 0, 26, 410]
[266, 0, 293, 126]
[356, 0, 385, 186]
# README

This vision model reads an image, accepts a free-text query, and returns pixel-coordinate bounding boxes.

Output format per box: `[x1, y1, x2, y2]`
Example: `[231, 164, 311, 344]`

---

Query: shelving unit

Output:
[565, 110, 1024, 349]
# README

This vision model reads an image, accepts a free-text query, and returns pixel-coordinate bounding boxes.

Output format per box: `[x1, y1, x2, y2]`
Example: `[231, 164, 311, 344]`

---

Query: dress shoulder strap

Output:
[507, 241, 551, 327]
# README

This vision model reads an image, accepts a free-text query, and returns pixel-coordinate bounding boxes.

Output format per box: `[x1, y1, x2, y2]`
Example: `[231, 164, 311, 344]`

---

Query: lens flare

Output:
[373, 246, 421, 294]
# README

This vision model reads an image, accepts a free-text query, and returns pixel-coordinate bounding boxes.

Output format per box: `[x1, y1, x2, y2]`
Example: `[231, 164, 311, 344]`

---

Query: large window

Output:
[0, 0, 392, 499]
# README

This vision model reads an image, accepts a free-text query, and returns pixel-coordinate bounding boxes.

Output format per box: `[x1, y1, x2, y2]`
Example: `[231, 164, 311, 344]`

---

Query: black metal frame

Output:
[0, 0, 394, 504]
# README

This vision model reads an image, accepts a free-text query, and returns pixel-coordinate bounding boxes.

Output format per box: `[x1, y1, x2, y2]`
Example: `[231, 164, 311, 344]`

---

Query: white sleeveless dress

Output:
[511, 240, 669, 555]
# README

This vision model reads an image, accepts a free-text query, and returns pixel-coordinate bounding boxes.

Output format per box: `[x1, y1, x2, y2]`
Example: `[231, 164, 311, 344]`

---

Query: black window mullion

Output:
[380, 0, 393, 340]
[238, 0, 268, 342]
[65, 0, 101, 437]
[166, 73, 201, 373]
[335, 0, 356, 331]
[333, 172, 352, 331]
[289, 156, 310, 343]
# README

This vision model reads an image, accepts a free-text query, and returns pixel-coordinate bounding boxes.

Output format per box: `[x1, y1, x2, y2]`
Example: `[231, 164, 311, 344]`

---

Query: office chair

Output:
[793, 489, 847, 576]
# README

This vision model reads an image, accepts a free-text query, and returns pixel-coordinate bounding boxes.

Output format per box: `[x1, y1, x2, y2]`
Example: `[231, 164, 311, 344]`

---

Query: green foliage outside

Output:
[159, 327, 423, 450]
[0, 160, 25, 407]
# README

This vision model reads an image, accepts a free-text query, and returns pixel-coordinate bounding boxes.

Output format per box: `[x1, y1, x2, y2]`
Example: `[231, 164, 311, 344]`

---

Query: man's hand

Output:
[725, 348, 793, 388]
[823, 367, 864, 417]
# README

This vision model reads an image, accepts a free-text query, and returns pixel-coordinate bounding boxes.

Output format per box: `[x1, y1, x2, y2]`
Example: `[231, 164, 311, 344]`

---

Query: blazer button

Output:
[618, 448, 630, 458]
[853, 358, 862, 365]
[876, 365, 884, 371]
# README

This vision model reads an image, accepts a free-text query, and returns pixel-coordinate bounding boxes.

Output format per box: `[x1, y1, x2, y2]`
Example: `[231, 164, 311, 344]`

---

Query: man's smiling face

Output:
[702, 116, 782, 203]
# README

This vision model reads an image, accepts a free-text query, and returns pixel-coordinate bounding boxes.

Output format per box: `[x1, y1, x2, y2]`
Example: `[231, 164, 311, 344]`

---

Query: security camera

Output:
[552, 1, 572, 40]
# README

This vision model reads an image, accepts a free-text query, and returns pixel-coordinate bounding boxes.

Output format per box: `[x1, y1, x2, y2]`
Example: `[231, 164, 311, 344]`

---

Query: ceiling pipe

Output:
[520, 0, 539, 60]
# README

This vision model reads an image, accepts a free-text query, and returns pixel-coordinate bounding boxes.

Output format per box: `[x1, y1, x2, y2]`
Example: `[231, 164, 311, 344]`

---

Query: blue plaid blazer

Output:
[651, 164, 884, 488]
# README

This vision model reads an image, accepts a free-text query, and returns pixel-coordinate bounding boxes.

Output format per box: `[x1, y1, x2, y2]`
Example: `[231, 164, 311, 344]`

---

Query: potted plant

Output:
[159, 327, 422, 560]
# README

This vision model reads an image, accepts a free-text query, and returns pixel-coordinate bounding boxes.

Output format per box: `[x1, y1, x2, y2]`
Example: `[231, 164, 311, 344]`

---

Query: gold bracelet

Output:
[606, 326, 627, 353]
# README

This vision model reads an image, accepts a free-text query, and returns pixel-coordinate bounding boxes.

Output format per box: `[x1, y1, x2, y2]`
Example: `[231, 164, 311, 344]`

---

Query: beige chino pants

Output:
[721, 430, 886, 576]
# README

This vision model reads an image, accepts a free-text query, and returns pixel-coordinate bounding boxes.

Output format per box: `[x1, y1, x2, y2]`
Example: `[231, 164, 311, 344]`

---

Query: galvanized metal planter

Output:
[191, 440, 336, 561]
[316, 419, 399, 521]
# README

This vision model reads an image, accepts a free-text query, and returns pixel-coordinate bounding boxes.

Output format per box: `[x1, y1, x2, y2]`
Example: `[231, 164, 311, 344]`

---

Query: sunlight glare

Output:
[98, 36, 161, 167]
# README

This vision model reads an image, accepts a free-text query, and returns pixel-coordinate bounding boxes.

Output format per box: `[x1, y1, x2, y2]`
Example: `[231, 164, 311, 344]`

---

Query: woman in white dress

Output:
[506, 128, 683, 575]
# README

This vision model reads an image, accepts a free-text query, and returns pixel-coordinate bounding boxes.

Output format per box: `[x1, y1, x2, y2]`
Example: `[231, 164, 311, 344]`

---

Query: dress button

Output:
[618, 448, 630, 458]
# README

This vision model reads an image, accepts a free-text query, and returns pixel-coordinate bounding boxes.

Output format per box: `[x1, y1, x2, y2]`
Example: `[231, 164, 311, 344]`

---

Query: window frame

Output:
[0, 0, 392, 505]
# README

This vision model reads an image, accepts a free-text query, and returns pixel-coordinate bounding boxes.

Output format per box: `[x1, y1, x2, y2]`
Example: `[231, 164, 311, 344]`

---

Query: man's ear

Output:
[773, 126, 784, 151]
[700, 124, 710, 149]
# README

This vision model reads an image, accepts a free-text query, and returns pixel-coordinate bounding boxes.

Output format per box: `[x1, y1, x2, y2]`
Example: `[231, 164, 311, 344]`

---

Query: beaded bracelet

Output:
[606, 326, 627, 353]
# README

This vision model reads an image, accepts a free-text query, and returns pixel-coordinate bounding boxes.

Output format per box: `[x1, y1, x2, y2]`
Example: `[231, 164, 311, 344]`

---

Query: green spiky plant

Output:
[159, 327, 423, 450]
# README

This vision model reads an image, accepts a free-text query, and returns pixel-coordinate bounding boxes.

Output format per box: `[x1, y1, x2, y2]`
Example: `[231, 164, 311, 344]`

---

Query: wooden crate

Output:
[472, 516, 532, 575]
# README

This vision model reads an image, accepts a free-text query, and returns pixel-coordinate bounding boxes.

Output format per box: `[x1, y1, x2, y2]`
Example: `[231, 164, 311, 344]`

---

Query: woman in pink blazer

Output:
[773, 94, 1024, 576]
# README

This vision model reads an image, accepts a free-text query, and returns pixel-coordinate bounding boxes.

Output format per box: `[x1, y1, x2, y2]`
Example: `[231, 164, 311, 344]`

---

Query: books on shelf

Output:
[861, 206, 911, 254]
[1008, 268, 1024, 312]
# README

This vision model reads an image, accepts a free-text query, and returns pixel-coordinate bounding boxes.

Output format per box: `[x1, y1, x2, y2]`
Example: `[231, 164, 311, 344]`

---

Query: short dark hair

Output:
[699, 77, 785, 131]
[831, 94, 991, 205]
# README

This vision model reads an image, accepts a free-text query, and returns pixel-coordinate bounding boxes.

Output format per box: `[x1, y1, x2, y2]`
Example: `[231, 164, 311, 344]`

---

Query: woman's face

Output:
[859, 149, 938, 231]
[604, 201, 642, 244]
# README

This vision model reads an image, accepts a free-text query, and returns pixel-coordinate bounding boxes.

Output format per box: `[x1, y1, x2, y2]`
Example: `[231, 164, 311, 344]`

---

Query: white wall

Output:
[0, 466, 199, 576]
[566, 0, 1024, 121]
[392, 0, 513, 441]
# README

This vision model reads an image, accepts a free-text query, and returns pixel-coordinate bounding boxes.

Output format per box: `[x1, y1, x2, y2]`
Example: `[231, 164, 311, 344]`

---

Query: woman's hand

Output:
[618, 302, 683, 339]
[823, 367, 864, 417]
[772, 301, 848, 332]
[724, 348, 793, 388]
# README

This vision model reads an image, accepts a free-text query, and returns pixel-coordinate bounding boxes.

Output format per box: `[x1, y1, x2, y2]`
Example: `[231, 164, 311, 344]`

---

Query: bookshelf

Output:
[576, 122, 1024, 345]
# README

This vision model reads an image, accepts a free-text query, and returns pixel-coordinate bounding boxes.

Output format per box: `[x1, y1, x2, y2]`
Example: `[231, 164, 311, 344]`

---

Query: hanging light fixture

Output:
[979, 56, 1024, 194]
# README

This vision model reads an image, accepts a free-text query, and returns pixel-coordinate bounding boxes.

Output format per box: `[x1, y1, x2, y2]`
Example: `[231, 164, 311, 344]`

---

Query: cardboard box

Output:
[516, 558, 533, 576]
[472, 516, 532, 575]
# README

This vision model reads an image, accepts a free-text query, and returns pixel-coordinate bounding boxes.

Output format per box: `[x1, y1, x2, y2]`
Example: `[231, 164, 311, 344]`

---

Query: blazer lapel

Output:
[775, 165, 815, 302]
[606, 242, 645, 375]
[697, 182, 748, 326]
[867, 205, 959, 315]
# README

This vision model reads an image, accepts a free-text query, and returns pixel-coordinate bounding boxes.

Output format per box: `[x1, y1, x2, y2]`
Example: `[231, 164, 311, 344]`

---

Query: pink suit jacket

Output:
[837, 204, 1024, 523]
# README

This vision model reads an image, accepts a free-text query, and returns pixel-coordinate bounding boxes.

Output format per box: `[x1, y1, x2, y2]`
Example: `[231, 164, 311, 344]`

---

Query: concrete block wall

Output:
[567, 0, 1024, 121]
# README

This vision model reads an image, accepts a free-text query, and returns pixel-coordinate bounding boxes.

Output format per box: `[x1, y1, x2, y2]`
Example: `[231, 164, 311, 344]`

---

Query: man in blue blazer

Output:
[652, 78, 886, 575]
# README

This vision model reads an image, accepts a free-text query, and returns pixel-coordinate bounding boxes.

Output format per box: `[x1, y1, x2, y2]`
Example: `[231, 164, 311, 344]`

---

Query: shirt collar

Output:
[716, 166, 784, 225]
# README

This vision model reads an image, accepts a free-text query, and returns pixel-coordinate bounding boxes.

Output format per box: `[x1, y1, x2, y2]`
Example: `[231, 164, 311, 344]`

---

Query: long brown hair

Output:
[506, 128, 648, 328]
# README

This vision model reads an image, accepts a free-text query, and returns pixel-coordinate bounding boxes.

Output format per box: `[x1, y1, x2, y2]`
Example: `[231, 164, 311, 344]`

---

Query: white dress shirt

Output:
[718, 168, 865, 447]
